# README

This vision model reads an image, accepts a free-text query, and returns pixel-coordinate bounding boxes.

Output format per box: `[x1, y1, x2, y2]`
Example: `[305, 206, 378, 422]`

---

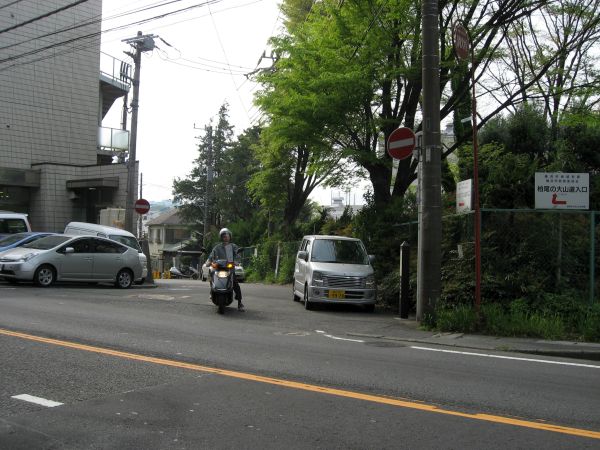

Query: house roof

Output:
[146, 209, 186, 226]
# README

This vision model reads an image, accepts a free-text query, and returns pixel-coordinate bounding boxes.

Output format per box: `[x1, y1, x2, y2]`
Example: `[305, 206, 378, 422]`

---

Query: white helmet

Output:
[219, 228, 232, 240]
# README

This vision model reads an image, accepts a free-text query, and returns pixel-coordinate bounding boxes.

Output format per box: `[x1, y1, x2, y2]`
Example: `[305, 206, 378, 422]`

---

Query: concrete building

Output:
[0, 0, 134, 231]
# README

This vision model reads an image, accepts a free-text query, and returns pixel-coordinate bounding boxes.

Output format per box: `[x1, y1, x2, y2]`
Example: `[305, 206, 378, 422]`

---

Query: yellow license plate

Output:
[328, 290, 345, 299]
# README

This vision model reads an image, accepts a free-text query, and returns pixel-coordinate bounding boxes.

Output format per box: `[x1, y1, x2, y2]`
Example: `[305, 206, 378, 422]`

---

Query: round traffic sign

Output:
[387, 127, 416, 160]
[134, 198, 150, 214]
[453, 24, 470, 61]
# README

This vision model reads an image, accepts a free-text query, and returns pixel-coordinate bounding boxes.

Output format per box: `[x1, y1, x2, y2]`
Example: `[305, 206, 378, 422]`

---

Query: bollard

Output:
[399, 241, 410, 319]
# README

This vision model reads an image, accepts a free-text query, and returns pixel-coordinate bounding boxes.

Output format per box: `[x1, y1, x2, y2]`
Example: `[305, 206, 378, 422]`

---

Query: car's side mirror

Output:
[368, 255, 375, 264]
[64, 247, 75, 254]
[297, 250, 308, 261]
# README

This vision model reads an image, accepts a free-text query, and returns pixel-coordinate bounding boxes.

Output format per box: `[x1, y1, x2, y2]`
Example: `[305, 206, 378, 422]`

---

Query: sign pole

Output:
[471, 35, 482, 313]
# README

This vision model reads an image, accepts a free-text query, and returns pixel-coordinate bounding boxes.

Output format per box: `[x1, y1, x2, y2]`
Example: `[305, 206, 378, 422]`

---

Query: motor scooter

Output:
[209, 259, 235, 314]
[169, 265, 199, 280]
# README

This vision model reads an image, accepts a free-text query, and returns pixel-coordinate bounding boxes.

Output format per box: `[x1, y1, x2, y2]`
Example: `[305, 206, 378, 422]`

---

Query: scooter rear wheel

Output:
[218, 304, 225, 314]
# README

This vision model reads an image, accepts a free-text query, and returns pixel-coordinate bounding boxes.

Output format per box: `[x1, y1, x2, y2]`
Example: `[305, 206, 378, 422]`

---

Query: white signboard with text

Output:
[456, 179, 472, 213]
[535, 173, 589, 210]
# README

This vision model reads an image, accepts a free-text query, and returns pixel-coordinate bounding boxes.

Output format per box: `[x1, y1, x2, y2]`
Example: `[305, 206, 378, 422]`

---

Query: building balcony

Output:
[98, 126, 129, 153]
[99, 52, 131, 120]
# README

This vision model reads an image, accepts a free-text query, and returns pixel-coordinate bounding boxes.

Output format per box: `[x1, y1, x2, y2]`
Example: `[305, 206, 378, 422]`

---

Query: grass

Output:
[431, 302, 599, 342]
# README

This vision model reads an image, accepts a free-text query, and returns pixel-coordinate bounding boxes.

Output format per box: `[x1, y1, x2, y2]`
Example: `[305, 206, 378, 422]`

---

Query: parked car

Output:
[293, 235, 376, 311]
[0, 211, 32, 238]
[64, 222, 148, 282]
[0, 235, 144, 288]
[201, 258, 211, 281]
[235, 263, 245, 282]
[0, 232, 55, 253]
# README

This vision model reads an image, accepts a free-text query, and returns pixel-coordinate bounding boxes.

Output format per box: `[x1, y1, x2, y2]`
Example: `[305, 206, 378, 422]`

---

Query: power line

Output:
[207, 2, 251, 121]
[0, 0, 91, 35]
[0, 0, 224, 68]
[0, 0, 26, 11]
[0, 0, 190, 52]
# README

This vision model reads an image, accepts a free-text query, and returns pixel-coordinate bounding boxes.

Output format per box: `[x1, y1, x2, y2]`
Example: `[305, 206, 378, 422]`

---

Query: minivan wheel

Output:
[303, 285, 313, 310]
[34, 265, 55, 287]
[116, 269, 133, 289]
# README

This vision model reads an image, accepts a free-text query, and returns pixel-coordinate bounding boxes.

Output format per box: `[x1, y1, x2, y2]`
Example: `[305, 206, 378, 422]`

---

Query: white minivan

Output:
[64, 222, 148, 282]
[293, 235, 376, 312]
[0, 211, 32, 237]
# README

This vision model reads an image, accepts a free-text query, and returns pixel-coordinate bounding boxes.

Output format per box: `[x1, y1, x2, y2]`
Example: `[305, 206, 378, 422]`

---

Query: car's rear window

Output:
[311, 239, 369, 264]
[0, 218, 27, 234]
[109, 234, 141, 252]
[23, 235, 71, 250]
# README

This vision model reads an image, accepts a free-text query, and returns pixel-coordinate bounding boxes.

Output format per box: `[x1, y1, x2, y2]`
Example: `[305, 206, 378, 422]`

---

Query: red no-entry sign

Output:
[387, 127, 416, 160]
[134, 198, 150, 214]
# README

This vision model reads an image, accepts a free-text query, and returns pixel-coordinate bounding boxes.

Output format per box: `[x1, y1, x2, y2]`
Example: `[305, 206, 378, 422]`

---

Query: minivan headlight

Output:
[366, 275, 375, 288]
[312, 271, 324, 286]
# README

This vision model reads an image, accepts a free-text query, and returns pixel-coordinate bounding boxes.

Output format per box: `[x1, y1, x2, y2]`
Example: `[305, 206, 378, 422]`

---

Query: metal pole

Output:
[472, 44, 482, 312]
[399, 241, 410, 319]
[138, 172, 143, 239]
[417, 0, 442, 321]
[124, 34, 142, 234]
[590, 211, 595, 305]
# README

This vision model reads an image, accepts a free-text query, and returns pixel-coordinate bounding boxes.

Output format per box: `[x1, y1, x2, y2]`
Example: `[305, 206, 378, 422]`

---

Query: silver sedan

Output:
[0, 235, 143, 288]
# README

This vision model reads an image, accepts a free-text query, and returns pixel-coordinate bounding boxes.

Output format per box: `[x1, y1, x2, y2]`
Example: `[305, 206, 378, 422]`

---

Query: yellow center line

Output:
[1, 328, 599, 440]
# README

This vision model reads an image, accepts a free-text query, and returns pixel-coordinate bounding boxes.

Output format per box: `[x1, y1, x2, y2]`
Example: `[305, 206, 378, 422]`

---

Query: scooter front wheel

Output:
[218, 304, 225, 314]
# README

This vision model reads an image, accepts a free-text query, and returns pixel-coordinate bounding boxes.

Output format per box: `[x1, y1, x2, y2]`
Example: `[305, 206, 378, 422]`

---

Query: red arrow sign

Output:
[134, 198, 150, 214]
[387, 127, 416, 160]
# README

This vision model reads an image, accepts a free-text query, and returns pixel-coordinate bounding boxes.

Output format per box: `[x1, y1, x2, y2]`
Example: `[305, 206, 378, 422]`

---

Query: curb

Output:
[346, 333, 600, 361]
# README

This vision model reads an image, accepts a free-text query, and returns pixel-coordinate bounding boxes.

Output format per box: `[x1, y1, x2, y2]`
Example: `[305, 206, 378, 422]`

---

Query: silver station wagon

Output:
[293, 235, 376, 311]
[0, 235, 143, 288]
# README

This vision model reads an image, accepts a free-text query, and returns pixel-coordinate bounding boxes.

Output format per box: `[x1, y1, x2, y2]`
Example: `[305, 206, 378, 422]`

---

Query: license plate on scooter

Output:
[217, 271, 229, 278]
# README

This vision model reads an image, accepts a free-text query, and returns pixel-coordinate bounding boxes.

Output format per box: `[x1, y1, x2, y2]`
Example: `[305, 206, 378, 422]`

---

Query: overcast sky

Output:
[99, 0, 365, 206]
[101, 0, 279, 200]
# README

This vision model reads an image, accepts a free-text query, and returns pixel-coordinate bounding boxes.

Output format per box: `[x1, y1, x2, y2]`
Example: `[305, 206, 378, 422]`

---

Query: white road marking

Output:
[314, 329, 364, 343]
[324, 334, 365, 343]
[12, 394, 63, 407]
[410, 346, 600, 369]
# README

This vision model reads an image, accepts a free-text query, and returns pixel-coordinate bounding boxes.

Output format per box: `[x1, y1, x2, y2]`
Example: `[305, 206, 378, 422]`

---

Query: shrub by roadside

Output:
[426, 297, 600, 342]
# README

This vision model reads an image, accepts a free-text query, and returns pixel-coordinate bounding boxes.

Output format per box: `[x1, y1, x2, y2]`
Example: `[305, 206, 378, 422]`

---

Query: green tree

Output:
[173, 105, 260, 233]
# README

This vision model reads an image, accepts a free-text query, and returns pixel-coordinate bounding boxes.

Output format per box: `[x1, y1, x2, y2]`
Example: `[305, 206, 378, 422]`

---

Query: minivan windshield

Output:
[22, 235, 70, 250]
[310, 239, 369, 265]
[109, 234, 141, 252]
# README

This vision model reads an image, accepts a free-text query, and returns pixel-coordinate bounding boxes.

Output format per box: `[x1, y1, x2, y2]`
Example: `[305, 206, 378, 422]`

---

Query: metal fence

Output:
[396, 209, 598, 306]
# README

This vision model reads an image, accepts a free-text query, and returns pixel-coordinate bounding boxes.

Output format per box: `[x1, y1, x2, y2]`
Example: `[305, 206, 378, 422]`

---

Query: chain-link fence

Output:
[396, 209, 598, 306]
[243, 241, 301, 283]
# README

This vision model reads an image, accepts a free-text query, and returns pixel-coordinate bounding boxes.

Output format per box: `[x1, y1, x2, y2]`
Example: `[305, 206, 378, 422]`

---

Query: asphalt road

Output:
[0, 279, 599, 449]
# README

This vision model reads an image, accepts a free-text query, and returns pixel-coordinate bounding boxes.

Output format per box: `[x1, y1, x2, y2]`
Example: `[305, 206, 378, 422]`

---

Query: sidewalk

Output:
[347, 316, 600, 361]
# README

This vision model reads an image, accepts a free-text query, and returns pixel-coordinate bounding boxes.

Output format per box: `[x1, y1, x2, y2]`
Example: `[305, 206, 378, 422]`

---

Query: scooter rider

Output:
[207, 228, 244, 311]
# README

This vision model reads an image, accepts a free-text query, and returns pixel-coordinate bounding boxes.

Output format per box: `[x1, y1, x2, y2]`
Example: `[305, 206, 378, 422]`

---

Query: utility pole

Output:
[123, 31, 156, 234]
[203, 126, 213, 248]
[416, 0, 442, 321]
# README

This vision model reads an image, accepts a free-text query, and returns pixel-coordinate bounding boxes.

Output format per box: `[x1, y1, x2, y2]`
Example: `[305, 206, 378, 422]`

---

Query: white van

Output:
[0, 211, 32, 237]
[293, 235, 376, 312]
[64, 222, 148, 282]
